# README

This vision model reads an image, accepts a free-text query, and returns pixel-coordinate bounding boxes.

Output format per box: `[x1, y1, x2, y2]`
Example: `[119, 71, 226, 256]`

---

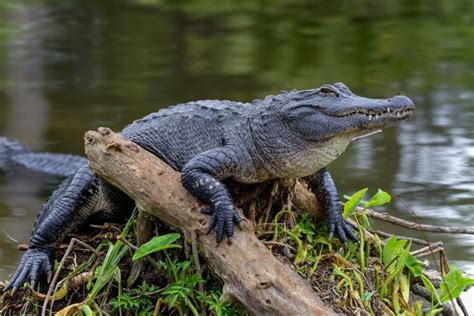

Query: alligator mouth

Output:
[335, 107, 414, 120]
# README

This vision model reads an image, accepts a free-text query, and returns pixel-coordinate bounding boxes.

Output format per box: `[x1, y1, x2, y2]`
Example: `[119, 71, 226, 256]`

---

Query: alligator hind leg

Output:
[4, 164, 101, 291]
[306, 167, 358, 243]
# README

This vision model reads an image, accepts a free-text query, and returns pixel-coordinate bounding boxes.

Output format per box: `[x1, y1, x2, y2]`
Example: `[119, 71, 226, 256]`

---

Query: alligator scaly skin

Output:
[0, 136, 86, 176]
[3, 83, 414, 290]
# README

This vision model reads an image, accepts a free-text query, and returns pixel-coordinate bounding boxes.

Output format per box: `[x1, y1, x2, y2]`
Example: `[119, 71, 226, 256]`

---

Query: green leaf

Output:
[362, 189, 391, 208]
[81, 304, 94, 316]
[395, 242, 412, 270]
[380, 266, 403, 297]
[360, 291, 375, 302]
[382, 236, 407, 269]
[168, 293, 179, 310]
[439, 267, 474, 302]
[405, 253, 423, 277]
[413, 300, 423, 315]
[425, 307, 444, 316]
[133, 233, 181, 261]
[343, 188, 368, 219]
[421, 275, 441, 305]
[400, 273, 410, 303]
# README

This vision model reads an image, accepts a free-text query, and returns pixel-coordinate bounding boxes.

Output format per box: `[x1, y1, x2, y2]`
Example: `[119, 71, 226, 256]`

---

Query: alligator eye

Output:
[319, 87, 337, 97]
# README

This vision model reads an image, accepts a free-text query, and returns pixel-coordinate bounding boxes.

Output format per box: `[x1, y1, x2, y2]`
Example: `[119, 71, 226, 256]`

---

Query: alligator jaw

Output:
[339, 107, 413, 118]
[342, 107, 414, 126]
[330, 94, 415, 133]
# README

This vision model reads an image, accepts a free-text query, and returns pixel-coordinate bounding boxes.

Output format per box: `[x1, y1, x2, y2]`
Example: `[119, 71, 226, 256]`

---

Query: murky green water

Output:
[0, 0, 473, 292]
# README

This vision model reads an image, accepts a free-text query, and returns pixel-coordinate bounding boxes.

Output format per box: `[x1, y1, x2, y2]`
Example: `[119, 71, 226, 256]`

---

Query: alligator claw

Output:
[205, 212, 218, 235]
[328, 219, 358, 243]
[344, 221, 359, 242]
[327, 207, 358, 244]
[328, 222, 336, 240]
[336, 223, 348, 243]
[233, 211, 242, 226]
[47, 269, 53, 284]
[204, 205, 241, 243]
[3, 248, 52, 292]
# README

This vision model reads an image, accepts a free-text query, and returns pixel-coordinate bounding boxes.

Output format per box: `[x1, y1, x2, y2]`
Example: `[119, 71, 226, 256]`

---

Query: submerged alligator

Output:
[0, 138, 87, 177]
[2, 82, 414, 291]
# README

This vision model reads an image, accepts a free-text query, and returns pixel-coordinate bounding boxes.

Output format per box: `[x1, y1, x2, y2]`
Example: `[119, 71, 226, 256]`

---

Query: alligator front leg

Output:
[307, 167, 358, 243]
[181, 146, 242, 243]
[4, 164, 99, 291]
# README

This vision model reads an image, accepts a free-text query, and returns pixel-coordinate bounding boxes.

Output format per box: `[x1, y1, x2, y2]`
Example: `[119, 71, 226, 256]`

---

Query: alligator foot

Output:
[204, 205, 242, 243]
[3, 248, 52, 292]
[327, 206, 358, 243]
[306, 167, 359, 244]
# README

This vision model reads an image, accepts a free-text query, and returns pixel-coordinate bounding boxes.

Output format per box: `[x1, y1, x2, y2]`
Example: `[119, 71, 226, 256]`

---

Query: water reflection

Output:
[0, 0, 472, 281]
[0, 2, 52, 276]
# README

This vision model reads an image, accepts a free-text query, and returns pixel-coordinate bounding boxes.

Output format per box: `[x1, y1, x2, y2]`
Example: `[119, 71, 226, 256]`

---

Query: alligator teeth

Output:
[368, 115, 372, 121]
[397, 112, 401, 117]
[387, 108, 390, 113]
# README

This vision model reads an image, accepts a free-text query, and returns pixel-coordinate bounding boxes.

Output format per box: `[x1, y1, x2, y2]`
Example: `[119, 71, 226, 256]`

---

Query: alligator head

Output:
[278, 82, 414, 141]
[252, 82, 415, 178]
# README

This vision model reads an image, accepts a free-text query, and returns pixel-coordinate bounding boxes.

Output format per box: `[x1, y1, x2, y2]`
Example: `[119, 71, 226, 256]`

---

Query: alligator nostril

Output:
[391, 95, 415, 109]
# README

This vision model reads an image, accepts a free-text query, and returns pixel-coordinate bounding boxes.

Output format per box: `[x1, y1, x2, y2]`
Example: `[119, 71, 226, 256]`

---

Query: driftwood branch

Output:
[84, 128, 334, 315]
[362, 208, 474, 234]
[293, 185, 474, 236]
[364, 226, 431, 246]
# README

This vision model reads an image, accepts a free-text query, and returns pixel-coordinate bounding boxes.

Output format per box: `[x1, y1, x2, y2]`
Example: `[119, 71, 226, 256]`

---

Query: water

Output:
[0, 0, 473, 297]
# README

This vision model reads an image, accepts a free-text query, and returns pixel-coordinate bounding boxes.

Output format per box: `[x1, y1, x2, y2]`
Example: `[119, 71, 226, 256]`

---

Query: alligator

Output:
[2, 82, 414, 291]
[0, 137, 87, 177]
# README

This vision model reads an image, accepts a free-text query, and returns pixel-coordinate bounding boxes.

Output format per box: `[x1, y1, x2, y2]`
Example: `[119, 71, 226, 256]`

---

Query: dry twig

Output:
[362, 208, 474, 234]
[410, 241, 444, 258]
[41, 238, 97, 316]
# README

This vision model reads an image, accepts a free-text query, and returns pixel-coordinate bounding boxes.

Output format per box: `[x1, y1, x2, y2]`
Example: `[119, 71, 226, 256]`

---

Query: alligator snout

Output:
[389, 95, 415, 110]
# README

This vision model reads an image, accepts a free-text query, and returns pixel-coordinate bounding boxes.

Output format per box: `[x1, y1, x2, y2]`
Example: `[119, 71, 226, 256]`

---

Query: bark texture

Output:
[84, 127, 334, 316]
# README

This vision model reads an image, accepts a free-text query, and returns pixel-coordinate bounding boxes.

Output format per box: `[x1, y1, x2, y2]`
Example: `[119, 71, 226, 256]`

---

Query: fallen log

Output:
[84, 127, 334, 315]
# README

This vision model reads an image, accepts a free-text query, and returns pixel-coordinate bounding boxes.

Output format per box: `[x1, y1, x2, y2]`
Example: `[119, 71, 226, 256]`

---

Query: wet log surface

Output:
[84, 127, 334, 316]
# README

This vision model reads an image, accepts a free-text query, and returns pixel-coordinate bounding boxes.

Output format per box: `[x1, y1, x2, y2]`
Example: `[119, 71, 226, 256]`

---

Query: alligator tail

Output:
[0, 136, 86, 177]
[12, 153, 87, 177]
[0, 137, 29, 170]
